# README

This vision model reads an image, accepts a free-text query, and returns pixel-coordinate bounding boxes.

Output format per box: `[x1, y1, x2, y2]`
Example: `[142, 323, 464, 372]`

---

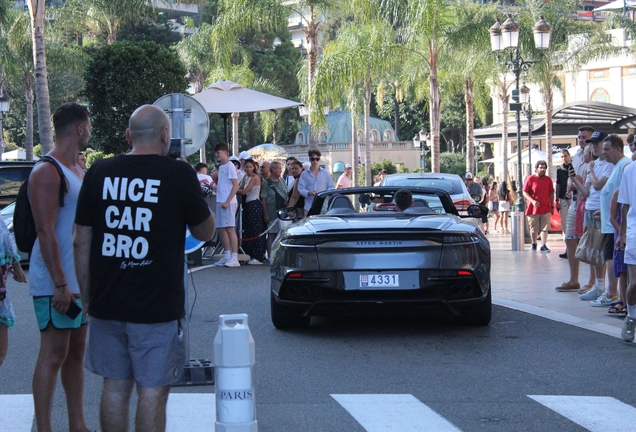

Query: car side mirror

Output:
[277, 207, 300, 221]
[470, 194, 482, 202]
[466, 204, 489, 218]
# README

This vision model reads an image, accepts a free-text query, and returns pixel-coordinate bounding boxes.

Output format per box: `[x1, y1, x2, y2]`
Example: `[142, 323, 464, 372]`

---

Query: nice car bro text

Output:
[101, 177, 160, 259]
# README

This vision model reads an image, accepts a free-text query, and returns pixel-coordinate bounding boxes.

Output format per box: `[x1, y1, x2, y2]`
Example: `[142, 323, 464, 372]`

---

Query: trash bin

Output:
[511, 212, 525, 251]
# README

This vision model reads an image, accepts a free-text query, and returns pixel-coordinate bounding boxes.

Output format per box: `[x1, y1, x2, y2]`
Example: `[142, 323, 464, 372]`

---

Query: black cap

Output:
[585, 131, 608, 144]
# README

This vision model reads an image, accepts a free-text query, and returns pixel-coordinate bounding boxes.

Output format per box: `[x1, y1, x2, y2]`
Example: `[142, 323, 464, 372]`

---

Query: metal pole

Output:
[513, 48, 526, 214]
[527, 96, 532, 173]
[0, 111, 4, 160]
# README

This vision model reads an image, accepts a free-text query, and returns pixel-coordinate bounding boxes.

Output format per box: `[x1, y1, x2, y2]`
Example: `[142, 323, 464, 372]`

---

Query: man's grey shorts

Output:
[85, 316, 185, 388]
[565, 199, 579, 240]
[216, 202, 238, 228]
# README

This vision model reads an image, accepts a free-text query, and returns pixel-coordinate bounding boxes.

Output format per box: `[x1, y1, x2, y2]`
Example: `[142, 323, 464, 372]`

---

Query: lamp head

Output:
[533, 15, 552, 51]
[501, 14, 520, 50]
[489, 18, 503, 53]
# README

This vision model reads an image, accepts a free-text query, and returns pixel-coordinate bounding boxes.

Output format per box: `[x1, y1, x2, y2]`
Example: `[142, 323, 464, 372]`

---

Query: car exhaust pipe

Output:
[450, 285, 460, 296]
[463, 285, 473, 295]
[287, 286, 298, 298]
[299, 286, 311, 298]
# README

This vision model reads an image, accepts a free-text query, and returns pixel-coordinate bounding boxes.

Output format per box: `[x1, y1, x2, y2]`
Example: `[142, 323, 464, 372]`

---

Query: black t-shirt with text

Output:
[75, 155, 211, 323]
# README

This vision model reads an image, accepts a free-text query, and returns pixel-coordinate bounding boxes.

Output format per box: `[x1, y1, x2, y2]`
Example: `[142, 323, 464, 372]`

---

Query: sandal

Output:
[555, 282, 580, 292]
[609, 302, 625, 315]
[578, 284, 593, 295]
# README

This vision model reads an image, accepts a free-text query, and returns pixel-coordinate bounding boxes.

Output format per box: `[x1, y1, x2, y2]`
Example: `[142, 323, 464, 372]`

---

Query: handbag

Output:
[575, 220, 606, 266]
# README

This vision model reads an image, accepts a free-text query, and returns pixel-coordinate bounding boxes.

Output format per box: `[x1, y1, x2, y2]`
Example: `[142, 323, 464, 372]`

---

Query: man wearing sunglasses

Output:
[298, 149, 335, 216]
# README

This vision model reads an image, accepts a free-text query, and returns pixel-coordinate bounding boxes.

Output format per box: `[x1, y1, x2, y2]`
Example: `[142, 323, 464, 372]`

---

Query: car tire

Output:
[456, 288, 492, 326]
[270, 291, 310, 329]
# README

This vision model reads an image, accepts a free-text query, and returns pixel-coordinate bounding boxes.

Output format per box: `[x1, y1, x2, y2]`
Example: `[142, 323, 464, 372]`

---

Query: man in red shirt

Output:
[523, 160, 555, 252]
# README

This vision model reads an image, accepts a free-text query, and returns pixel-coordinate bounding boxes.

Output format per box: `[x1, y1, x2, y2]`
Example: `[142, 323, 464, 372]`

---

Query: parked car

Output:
[0, 161, 36, 209]
[270, 186, 491, 329]
[380, 173, 477, 213]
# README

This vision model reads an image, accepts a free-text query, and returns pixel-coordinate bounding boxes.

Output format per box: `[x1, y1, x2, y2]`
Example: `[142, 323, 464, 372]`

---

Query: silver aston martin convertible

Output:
[270, 186, 491, 329]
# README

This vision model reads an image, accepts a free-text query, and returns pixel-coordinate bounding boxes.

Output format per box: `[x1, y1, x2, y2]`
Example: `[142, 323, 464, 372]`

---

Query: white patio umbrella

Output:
[594, 0, 636, 11]
[192, 80, 302, 154]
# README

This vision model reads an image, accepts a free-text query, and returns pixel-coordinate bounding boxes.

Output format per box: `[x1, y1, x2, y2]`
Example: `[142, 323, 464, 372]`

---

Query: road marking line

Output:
[331, 394, 461, 431]
[0, 394, 34, 432]
[493, 297, 621, 339]
[528, 395, 636, 432]
[166, 393, 216, 432]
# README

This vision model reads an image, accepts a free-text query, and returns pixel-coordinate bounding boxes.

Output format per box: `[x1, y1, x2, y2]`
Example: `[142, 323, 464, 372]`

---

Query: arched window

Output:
[370, 129, 380, 141]
[383, 129, 395, 141]
[357, 130, 364, 142]
[318, 131, 328, 143]
[295, 132, 305, 144]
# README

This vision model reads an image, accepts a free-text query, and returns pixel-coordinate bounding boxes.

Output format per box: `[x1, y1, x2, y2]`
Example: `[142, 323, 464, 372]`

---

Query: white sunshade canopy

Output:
[192, 80, 302, 114]
[594, 0, 636, 11]
[1, 149, 39, 161]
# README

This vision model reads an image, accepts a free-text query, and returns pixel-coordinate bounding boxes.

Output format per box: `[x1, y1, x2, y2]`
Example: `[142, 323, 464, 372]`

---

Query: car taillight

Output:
[454, 199, 472, 212]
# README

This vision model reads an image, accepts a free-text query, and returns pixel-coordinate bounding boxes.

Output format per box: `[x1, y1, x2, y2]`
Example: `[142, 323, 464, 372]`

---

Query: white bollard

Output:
[213, 314, 257, 432]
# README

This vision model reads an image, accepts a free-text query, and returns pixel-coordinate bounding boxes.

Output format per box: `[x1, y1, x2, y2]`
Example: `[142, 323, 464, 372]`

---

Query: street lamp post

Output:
[0, 91, 11, 161]
[413, 128, 430, 172]
[490, 14, 551, 249]
[520, 83, 533, 174]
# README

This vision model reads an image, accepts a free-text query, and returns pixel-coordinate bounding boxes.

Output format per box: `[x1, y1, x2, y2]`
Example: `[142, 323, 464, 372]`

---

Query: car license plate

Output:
[360, 274, 399, 288]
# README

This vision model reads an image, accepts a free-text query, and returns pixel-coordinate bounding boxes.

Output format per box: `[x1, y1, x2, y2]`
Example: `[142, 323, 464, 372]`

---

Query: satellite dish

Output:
[153, 93, 209, 157]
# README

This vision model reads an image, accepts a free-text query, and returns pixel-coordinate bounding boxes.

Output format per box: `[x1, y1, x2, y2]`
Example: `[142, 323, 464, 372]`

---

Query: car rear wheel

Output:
[271, 291, 310, 329]
[456, 288, 492, 326]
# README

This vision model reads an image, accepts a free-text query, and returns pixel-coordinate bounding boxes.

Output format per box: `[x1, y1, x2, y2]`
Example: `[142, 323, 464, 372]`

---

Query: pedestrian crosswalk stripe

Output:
[0, 394, 34, 432]
[528, 395, 636, 432]
[166, 393, 216, 432]
[331, 394, 461, 432]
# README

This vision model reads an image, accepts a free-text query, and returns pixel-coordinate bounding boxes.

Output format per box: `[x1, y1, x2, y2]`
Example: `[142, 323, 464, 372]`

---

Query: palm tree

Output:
[522, 0, 613, 176]
[0, 9, 87, 160]
[350, 0, 456, 173]
[26, 0, 53, 154]
[444, 2, 500, 175]
[311, 20, 396, 185]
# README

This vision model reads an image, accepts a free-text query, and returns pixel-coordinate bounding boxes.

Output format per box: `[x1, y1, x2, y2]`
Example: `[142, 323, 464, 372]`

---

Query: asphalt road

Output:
[2, 264, 635, 432]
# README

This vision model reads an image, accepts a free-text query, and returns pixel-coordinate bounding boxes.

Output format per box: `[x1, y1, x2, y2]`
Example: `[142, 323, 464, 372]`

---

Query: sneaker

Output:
[247, 258, 263, 265]
[559, 252, 568, 259]
[540, 245, 550, 253]
[531, 243, 537, 251]
[224, 257, 241, 267]
[621, 316, 636, 342]
[590, 293, 620, 307]
[215, 256, 230, 266]
[579, 285, 602, 300]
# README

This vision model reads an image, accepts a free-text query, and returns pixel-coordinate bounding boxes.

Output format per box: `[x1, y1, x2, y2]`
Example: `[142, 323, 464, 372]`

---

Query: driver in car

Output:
[394, 189, 414, 212]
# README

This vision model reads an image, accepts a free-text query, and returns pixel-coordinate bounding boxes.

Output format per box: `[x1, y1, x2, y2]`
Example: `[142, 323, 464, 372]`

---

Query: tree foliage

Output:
[83, 41, 187, 154]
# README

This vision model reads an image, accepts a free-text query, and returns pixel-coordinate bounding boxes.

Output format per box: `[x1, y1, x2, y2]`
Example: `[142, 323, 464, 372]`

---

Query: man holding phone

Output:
[73, 105, 215, 431]
[29, 103, 92, 432]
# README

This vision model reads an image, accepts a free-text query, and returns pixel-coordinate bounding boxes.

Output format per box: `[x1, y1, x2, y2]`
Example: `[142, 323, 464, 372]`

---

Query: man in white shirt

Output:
[298, 149, 335, 215]
[214, 144, 240, 267]
[617, 158, 636, 341]
[556, 126, 595, 293]
[571, 131, 614, 301]
[336, 164, 352, 189]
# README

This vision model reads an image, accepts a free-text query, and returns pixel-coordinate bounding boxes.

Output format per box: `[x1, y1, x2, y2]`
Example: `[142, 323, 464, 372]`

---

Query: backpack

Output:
[13, 156, 67, 253]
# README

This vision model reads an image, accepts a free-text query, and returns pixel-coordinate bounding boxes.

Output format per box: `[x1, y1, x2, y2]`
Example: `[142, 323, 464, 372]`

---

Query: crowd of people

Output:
[464, 127, 636, 342]
[194, 148, 339, 267]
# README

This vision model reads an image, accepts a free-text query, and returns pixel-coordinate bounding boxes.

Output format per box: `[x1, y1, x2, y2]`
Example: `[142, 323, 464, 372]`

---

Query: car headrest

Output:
[328, 195, 355, 211]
